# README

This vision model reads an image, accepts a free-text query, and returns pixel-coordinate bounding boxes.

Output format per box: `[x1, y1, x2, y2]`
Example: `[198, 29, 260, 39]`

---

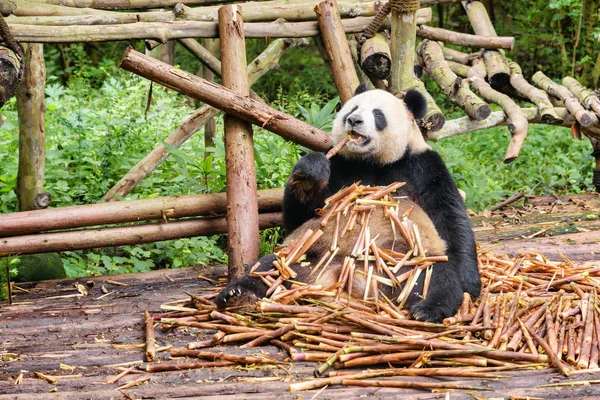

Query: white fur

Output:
[332, 89, 430, 165]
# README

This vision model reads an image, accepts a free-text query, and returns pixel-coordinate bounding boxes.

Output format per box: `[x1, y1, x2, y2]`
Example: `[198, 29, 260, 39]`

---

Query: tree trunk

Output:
[315, 0, 360, 103]
[16, 43, 46, 212]
[201, 38, 218, 155]
[390, 0, 420, 92]
[219, 4, 260, 280]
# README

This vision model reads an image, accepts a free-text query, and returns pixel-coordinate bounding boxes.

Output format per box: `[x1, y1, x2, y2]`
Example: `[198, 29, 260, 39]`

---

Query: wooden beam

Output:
[219, 4, 260, 280]
[16, 43, 46, 212]
[0, 213, 282, 257]
[0, 188, 283, 237]
[119, 47, 333, 151]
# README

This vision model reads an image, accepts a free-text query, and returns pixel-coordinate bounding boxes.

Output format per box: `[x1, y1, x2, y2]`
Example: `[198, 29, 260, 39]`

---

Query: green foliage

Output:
[0, 257, 20, 301]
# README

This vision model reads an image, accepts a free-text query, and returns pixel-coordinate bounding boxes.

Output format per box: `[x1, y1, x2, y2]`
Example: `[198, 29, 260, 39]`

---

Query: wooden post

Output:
[201, 38, 218, 152]
[315, 0, 360, 103]
[389, 0, 420, 91]
[219, 5, 259, 280]
[16, 43, 46, 212]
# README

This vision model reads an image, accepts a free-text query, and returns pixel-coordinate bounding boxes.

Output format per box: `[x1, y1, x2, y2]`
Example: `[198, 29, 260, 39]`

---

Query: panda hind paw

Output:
[215, 282, 261, 310]
[410, 299, 457, 323]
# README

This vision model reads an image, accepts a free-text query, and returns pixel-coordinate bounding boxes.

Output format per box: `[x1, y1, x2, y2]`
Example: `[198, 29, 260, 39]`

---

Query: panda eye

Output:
[373, 109, 387, 131]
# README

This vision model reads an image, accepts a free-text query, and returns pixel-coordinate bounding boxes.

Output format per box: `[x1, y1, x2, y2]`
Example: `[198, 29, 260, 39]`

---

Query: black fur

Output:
[372, 109, 387, 131]
[404, 89, 427, 119]
[354, 83, 369, 96]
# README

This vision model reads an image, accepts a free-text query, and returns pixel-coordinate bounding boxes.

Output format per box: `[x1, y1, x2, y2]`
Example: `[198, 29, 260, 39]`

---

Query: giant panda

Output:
[216, 85, 481, 322]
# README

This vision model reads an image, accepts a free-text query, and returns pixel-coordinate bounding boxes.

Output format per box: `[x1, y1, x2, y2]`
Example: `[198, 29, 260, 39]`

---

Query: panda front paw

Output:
[289, 152, 330, 189]
[215, 282, 262, 310]
[410, 299, 457, 323]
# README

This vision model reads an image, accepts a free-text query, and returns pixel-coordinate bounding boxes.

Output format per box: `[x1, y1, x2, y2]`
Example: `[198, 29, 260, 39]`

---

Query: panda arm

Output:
[283, 152, 331, 232]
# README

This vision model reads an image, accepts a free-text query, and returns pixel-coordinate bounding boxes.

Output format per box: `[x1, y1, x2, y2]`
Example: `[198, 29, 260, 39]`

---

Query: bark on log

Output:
[0, 212, 282, 257]
[6, 14, 138, 25]
[0, 46, 20, 108]
[442, 47, 473, 65]
[462, 1, 509, 88]
[532, 71, 598, 128]
[509, 62, 563, 125]
[446, 59, 470, 78]
[175, 0, 382, 23]
[16, 43, 46, 211]
[412, 77, 445, 132]
[8, 10, 432, 41]
[17, 0, 223, 10]
[201, 38, 218, 154]
[429, 107, 600, 142]
[390, 0, 420, 91]
[119, 48, 332, 151]
[219, 4, 260, 279]
[417, 25, 514, 50]
[468, 60, 528, 163]
[101, 39, 305, 202]
[0, 189, 283, 237]
[315, 0, 360, 103]
[562, 76, 600, 118]
[360, 33, 391, 80]
[418, 39, 490, 121]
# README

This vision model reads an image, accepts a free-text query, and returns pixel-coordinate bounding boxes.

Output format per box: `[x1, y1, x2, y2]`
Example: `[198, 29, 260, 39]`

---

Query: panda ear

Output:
[403, 89, 427, 119]
[353, 83, 369, 96]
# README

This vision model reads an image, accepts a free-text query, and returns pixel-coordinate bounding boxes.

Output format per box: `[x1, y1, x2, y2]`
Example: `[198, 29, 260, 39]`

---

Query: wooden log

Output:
[0, 212, 283, 257]
[442, 47, 473, 65]
[102, 39, 292, 202]
[562, 76, 600, 117]
[219, 4, 260, 280]
[412, 77, 445, 132]
[0, 46, 21, 108]
[7, 10, 432, 41]
[446, 59, 470, 78]
[462, 1, 510, 88]
[315, 0, 360, 103]
[430, 107, 600, 142]
[360, 33, 391, 80]
[390, 0, 420, 91]
[468, 60, 528, 163]
[418, 39, 490, 121]
[509, 62, 563, 125]
[0, 188, 283, 237]
[417, 25, 514, 50]
[14, 0, 222, 10]
[119, 48, 332, 151]
[532, 71, 598, 128]
[201, 38, 218, 155]
[16, 43, 46, 212]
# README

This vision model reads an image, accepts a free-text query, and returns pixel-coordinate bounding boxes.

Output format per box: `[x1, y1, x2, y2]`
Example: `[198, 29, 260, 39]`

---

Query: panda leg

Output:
[215, 254, 276, 309]
[409, 260, 463, 323]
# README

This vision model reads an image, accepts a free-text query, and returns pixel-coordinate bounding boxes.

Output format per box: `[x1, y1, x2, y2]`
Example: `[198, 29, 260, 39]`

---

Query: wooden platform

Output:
[2, 193, 600, 399]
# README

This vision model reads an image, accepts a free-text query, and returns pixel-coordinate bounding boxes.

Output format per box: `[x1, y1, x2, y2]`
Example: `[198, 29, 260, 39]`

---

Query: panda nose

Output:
[347, 115, 363, 127]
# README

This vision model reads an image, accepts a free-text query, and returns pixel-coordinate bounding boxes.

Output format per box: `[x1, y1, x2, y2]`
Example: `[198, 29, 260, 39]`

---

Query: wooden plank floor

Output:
[2, 193, 600, 399]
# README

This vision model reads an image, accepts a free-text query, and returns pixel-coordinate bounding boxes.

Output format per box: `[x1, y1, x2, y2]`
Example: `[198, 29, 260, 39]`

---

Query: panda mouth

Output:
[347, 131, 371, 146]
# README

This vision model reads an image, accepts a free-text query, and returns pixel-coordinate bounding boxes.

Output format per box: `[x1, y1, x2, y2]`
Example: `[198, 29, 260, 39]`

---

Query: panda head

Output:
[331, 85, 428, 165]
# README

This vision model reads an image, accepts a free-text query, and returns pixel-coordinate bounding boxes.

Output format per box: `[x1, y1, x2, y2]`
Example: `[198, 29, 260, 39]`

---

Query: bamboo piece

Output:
[417, 25, 514, 50]
[119, 47, 332, 151]
[563, 76, 600, 117]
[144, 311, 156, 362]
[16, 43, 46, 212]
[315, 0, 360, 103]
[509, 62, 563, 125]
[219, 4, 259, 280]
[532, 71, 598, 127]
[103, 39, 293, 201]
[418, 39, 490, 121]
[389, 0, 420, 91]
[0, 212, 282, 257]
[462, 1, 510, 88]
[468, 60, 528, 163]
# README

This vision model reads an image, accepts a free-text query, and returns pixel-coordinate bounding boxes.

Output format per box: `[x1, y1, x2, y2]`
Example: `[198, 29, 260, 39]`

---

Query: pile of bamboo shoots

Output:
[138, 184, 600, 392]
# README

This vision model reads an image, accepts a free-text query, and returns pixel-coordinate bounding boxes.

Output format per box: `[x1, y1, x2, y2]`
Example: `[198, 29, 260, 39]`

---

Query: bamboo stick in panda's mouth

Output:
[326, 136, 351, 159]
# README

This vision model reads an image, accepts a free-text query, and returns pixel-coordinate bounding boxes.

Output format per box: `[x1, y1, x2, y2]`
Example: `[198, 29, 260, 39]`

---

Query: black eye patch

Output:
[343, 105, 359, 124]
[373, 109, 387, 131]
